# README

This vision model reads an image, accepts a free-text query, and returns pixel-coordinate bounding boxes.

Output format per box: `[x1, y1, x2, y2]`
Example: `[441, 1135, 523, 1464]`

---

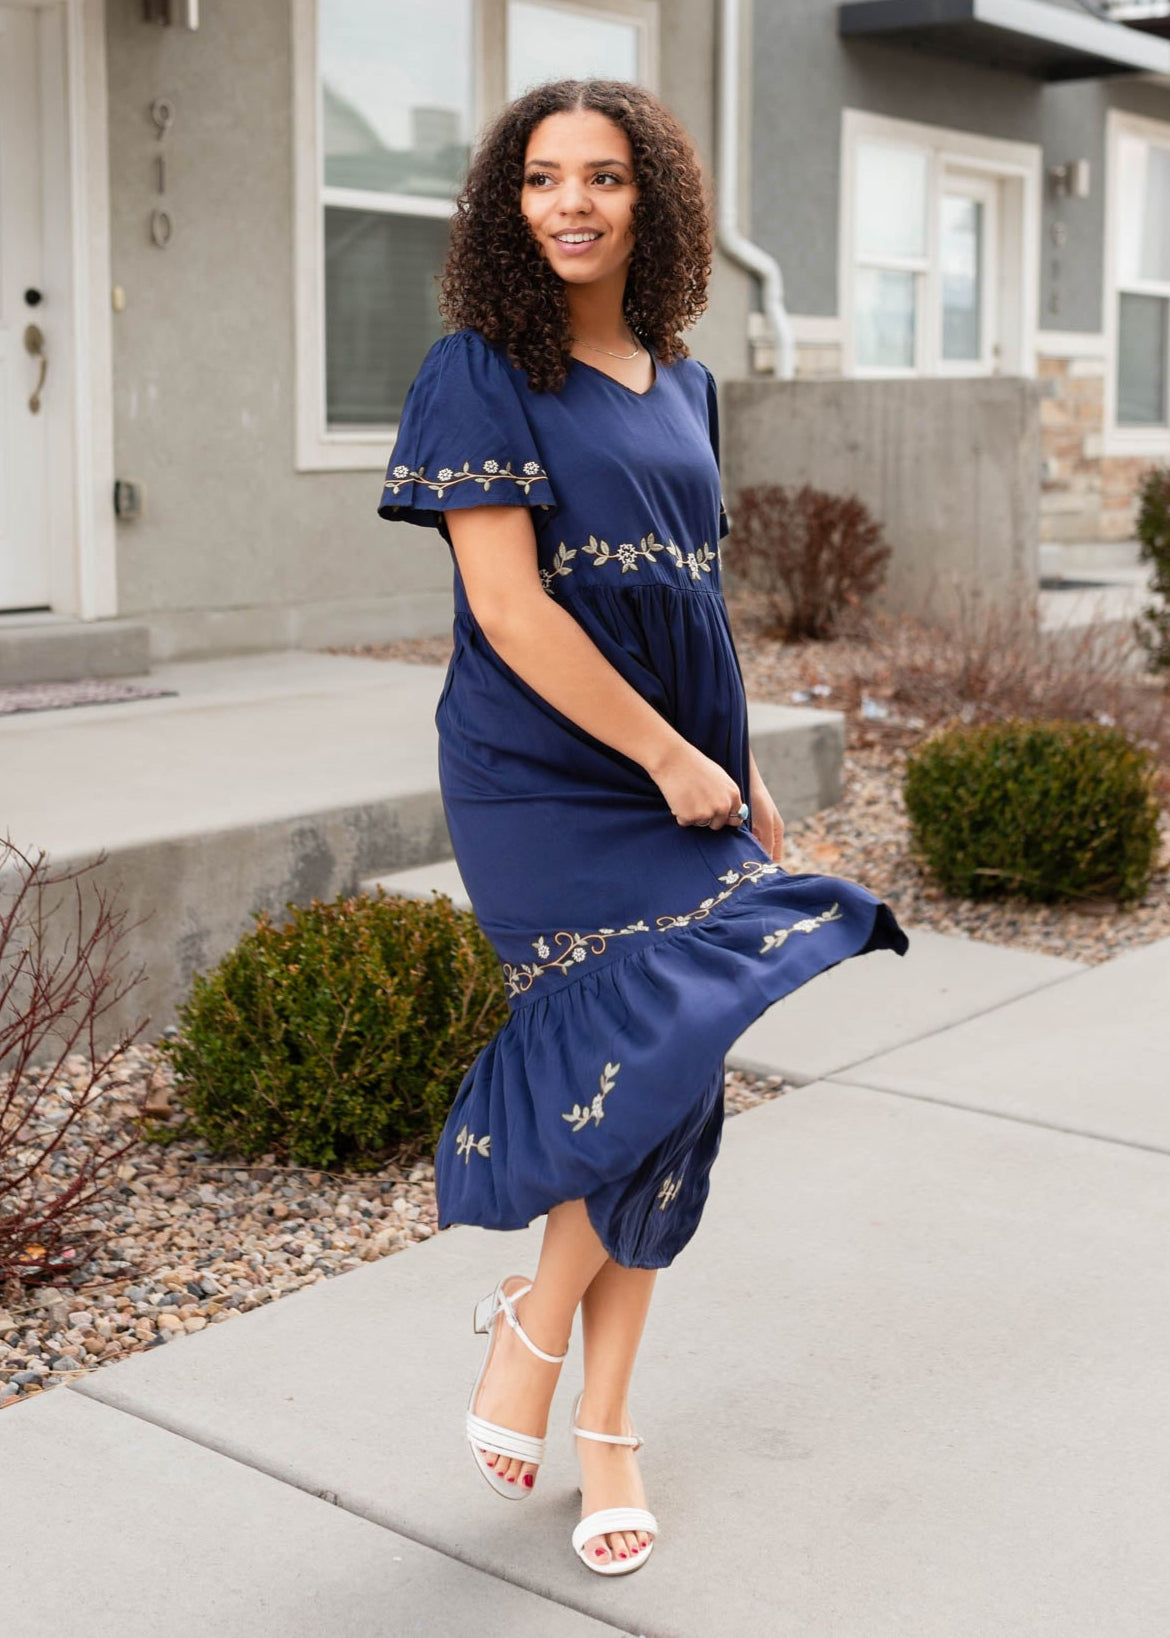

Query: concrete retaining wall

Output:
[722, 377, 1043, 619]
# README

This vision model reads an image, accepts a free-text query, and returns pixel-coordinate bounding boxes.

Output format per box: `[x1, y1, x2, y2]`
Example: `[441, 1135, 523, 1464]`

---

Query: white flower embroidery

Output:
[562, 1061, 620, 1133]
[455, 1123, 491, 1163]
[665, 541, 718, 581]
[503, 860, 787, 997]
[760, 903, 844, 954]
[383, 459, 551, 502]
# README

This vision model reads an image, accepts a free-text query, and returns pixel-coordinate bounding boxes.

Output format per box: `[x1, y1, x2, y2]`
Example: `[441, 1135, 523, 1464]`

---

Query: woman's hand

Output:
[648, 741, 749, 831]
[748, 754, 785, 862]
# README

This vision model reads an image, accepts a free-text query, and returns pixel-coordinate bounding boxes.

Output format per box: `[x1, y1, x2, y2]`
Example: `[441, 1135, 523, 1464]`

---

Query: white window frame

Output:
[292, 0, 658, 472]
[1102, 107, 1170, 457]
[839, 109, 1040, 382]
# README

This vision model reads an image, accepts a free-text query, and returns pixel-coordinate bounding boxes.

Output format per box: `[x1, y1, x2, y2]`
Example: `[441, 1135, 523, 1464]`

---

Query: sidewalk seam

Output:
[824, 1076, 1170, 1158]
[64, 1383, 642, 1638]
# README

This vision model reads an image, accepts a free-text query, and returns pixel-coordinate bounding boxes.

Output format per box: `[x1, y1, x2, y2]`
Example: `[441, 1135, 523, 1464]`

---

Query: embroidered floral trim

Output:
[454, 1123, 491, 1163]
[538, 531, 720, 594]
[760, 903, 843, 952]
[384, 459, 549, 502]
[502, 858, 787, 998]
[562, 1059, 621, 1133]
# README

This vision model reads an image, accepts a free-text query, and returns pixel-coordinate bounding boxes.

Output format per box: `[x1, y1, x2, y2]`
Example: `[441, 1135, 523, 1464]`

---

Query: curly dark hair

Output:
[437, 79, 714, 393]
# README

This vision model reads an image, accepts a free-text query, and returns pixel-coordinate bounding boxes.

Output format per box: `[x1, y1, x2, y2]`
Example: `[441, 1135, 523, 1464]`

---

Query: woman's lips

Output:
[551, 232, 602, 257]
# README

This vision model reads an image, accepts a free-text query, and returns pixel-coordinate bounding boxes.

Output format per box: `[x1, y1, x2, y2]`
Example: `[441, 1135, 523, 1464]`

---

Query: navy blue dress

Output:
[377, 326, 908, 1269]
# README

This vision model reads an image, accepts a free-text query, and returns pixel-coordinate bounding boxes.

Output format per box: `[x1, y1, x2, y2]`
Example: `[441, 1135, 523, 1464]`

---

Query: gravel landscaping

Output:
[0, 1046, 786, 1408]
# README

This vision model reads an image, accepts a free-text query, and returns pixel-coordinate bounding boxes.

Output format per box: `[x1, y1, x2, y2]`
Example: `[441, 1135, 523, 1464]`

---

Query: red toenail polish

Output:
[594, 1548, 606, 1557]
[506, 1475, 516, 1482]
[523, 1473, 534, 1487]
[618, 1552, 628, 1559]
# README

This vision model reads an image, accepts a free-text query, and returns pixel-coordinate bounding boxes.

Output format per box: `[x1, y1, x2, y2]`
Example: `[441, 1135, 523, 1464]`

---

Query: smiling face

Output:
[520, 107, 638, 287]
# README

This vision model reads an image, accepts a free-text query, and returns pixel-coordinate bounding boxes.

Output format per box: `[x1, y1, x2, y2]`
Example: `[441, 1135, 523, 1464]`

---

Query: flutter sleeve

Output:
[376, 328, 556, 541]
[700, 362, 731, 541]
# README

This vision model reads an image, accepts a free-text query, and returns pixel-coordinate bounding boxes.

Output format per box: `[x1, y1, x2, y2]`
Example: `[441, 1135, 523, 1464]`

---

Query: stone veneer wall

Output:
[1037, 354, 1147, 545]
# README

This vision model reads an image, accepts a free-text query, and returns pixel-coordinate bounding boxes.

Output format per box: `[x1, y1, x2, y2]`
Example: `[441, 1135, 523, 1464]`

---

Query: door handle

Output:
[24, 324, 47, 414]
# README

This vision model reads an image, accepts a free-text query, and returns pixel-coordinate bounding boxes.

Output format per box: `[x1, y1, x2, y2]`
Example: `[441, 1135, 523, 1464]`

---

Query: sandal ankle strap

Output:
[570, 1389, 644, 1449]
[497, 1281, 568, 1365]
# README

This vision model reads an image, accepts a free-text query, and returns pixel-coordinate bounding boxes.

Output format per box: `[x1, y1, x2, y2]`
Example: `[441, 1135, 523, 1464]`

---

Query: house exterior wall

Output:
[104, 0, 747, 660]
[747, 0, 1170, 544]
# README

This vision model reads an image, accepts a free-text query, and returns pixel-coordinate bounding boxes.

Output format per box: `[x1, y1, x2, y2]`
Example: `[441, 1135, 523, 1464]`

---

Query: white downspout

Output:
[716, 0, 795, 378]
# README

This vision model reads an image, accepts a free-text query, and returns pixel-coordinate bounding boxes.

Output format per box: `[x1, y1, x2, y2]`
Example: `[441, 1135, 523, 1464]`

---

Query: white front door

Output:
[0, 5, 52, 611]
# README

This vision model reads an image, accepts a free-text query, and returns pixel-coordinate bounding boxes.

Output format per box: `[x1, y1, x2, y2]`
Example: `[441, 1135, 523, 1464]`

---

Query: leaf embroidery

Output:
[384, 458, 550, 502]
[760, 903, 843, 952]
[656, 1172, 683, 1211]
[454, 1123, 491, 1163]
[562, 1060, 621, 1133]
[665, 541, 718, 581]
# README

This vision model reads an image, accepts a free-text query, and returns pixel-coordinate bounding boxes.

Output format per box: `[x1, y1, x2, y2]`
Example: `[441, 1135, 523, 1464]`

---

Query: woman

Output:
[377, 79, 908, 1577]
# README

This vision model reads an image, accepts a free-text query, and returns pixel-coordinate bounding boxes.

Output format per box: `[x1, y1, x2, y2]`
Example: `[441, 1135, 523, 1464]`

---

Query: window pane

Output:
[855, 267, 916, 368]
[320, 0, 473, 199]
[1118, 133, 1170, 287]
[325, 207, 450, 424]
[941, 193, 982, 361]
[507, 1, 640, 96]
[1117, 292, 1167, 425]
[856, 141, 927, 261]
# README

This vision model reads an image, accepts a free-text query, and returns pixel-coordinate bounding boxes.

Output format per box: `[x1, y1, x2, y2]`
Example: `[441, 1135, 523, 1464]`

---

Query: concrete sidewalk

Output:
[3, 925, 1168, 1636]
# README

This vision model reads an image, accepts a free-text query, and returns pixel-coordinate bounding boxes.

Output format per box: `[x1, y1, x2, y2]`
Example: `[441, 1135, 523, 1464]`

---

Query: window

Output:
[1114, 127, 1170, 427]
[840, 111, 1038, 381]
[294, 0, 659, 471]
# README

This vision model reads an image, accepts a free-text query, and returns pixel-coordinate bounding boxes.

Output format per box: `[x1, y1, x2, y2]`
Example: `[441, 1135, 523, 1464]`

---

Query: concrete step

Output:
[0, 613, 152, 686]
[0, 651, 845, 1063]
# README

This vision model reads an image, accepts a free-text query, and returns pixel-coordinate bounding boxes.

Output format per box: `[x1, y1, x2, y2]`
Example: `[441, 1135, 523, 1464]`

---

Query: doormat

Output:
[0, 678, 180, 716]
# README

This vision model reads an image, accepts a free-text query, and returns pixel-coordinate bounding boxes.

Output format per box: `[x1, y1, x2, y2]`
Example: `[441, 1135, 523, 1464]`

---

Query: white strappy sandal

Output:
[570, 1388, 658, 1574]
[466, 1277, 568, 1500]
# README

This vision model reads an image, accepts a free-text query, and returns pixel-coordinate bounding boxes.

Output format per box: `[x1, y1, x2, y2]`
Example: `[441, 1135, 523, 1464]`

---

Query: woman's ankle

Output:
[511, 1287, 571, 1360]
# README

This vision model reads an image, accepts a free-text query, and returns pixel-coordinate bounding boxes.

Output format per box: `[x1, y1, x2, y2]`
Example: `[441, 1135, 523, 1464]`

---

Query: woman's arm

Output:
[445, 505, 749, 831]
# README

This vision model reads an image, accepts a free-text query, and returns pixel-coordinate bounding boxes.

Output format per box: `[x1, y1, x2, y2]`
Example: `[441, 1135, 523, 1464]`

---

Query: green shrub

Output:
[1135, 462, 1170, 674]
[156, 889, 508, 1170]
[903, 719, 1163, 904]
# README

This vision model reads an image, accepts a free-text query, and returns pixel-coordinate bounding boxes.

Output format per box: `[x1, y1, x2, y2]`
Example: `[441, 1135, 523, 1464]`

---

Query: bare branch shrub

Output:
[723, 482, 892, 640]
[0, 837, 154, 1304]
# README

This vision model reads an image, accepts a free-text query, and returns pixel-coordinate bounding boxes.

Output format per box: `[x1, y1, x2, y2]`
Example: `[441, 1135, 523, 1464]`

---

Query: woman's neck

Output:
[566, 275, 636, 352]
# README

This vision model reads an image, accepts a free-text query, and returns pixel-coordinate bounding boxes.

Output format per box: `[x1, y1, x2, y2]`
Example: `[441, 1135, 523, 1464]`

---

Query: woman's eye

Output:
[523, 170, 625, 186]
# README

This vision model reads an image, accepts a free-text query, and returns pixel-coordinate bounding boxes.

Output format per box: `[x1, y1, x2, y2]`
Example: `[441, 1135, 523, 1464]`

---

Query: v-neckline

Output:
[570, 353, 660, 399]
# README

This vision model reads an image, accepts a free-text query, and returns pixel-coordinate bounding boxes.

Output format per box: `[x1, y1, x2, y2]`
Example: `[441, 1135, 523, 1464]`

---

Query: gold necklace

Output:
[571, 334, 643, 360]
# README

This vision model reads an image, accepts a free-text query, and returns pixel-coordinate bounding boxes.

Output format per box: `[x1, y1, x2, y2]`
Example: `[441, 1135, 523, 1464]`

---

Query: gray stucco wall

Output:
[105, 0, 747, 658]
[749, 0, 1170, 336]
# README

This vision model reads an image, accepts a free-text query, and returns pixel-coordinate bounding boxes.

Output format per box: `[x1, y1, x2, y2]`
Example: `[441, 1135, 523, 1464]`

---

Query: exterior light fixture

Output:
[1048, 159, 1091, 199]
[142, 0, 199, 27]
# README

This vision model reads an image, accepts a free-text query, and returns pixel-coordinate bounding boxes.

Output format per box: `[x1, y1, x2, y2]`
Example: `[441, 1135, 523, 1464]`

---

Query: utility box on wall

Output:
[721, 377, 1043, 621]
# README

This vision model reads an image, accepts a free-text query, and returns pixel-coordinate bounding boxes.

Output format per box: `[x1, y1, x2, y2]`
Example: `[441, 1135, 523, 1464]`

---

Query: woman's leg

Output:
[575, 1259, 658, 1564]
[473, 1196, 609, 1489]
